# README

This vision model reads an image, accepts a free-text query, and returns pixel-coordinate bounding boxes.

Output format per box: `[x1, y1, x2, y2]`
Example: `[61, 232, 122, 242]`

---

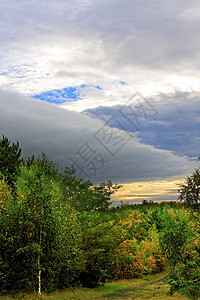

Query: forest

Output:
[0, 136, 200, 299]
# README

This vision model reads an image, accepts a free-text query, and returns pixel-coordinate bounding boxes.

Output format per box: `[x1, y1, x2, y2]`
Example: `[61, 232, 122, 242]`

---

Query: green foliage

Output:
[159, 207, 200, 299]
[62, 166, 121, 212]
[24, 152, 59, 179]
[0, 179, 17, 293]
[159, 209, 192, 264]
[78, 212, 120, 287]
[0, 161, 84, 294]
[112, 210, 164, 279]
[1, 138, 200, 297]
[0, 136, 22, 188]
[179, 164, 200, 206]
[92, 180, 122, 211]
[62, 166, 94, 212]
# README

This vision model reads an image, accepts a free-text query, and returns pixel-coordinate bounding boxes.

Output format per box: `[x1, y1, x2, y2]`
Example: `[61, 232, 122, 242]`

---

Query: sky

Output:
[0, 0, 200, 204]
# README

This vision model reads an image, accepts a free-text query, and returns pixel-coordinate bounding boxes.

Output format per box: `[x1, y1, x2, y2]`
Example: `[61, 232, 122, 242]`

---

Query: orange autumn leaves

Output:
[0, 178, 12, 211]
[114, 211, 164, 279]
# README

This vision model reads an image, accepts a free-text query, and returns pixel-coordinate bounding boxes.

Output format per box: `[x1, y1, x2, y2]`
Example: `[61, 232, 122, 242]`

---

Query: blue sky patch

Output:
[94, 85, 102, 90]
[31, 84, 102, 104]
[31, 85, 86, 104]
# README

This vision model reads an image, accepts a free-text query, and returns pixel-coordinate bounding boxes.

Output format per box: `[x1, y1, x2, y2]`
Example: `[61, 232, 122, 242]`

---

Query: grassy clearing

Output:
[0, 284, 127, 300]
[0, 272, 189, 300]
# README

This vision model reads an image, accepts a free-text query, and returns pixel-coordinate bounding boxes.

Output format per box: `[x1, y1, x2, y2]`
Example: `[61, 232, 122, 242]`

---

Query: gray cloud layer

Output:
[85, 91, 200, 158]
[0, 89, 196, 183]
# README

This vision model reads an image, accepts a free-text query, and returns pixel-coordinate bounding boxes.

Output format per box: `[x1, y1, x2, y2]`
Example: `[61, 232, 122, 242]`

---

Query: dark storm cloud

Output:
[0, 89, 196, 183]
[85, 91, 200, 158]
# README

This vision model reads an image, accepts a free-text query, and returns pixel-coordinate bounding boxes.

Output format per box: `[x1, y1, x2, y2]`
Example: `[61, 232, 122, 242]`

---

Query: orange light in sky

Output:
[112, 177, 185, 204]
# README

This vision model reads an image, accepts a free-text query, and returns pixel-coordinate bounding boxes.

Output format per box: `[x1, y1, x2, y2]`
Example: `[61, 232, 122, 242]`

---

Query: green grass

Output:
[0, 272, 190, 300]
[0, 284, 128, 300]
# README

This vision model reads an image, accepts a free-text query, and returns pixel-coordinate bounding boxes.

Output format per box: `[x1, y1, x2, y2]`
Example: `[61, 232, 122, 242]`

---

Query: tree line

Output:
[0, 136, 200, 299]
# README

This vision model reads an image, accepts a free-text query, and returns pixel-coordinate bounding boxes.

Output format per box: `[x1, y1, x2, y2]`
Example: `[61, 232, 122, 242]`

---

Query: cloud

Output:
[1, 0, 200, 100]
[1, 0, 199, 203]
[0, 89, 197, 184]
[112, 178, 182, 204]
[84, 91, 200, 158]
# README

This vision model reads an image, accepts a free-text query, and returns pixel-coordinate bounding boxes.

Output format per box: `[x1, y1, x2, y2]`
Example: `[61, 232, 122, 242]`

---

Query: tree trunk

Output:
[38, 224, 42, 295]
[38, 255, 41, 295]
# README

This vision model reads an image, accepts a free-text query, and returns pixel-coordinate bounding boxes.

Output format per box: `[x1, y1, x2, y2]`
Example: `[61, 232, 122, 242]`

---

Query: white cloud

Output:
[1, 0, 200, 104]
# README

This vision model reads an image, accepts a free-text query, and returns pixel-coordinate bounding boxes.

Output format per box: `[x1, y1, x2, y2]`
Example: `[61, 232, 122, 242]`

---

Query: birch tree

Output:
[14, 160, 83, 293]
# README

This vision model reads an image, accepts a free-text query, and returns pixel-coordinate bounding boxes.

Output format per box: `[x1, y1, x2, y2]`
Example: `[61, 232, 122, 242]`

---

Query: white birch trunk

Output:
[38, 224, 42, 295]
[38, 255, 41, 295]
